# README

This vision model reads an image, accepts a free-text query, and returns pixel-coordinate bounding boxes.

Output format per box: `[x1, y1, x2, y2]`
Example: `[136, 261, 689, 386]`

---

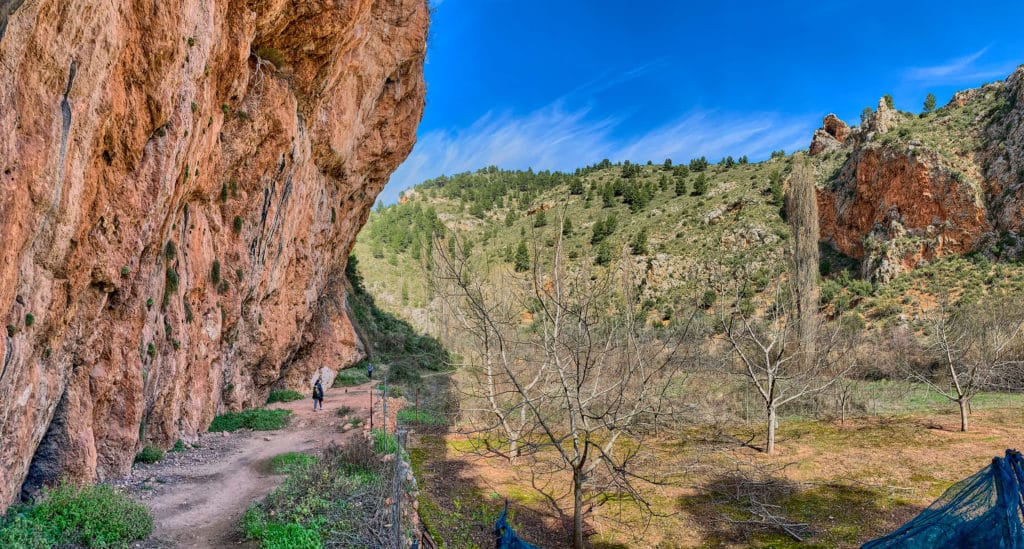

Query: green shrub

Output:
[146, 343, 156, 357]
[333, 369, 369, 387]
[0, 482, 153, 548]
[165, 268, 179, 293]
[372, 429, 397, 454]
[233, 216, 243, 233]
[209, 409, 291, 432]
[211, 260, 221, 284]
[376, 383, 402, 397]
[268, 452, 317, 474]
[336, 405, 354, 417]
[266, 389, 303, 404]
[120, 266, 130, 277]
[24, 314, 33, 327]
[165, 240, 177, 260]
[170, 439, 186, 453]
[700, 290, 717, 309]
[252, 521, 319, 549]
[135, 445, 164, 464]
[397, 408, 446, 427]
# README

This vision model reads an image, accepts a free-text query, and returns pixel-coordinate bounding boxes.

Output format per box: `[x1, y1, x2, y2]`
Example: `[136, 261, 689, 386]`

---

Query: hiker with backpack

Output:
[312, 376, 324, 411]
[367, 362, 374, 380]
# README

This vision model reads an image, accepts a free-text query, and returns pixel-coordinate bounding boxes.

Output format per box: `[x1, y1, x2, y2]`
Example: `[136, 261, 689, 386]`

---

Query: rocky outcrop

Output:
[809, 114, 849, 156]
[818, 145, 989, 281]
[0, 0, 428, 509]
[815, 66, 1024, 282]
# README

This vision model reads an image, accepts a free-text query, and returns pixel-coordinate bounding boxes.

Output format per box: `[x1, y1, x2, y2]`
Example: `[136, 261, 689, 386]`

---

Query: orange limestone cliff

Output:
[813, 66, 1024, 282]
[0, 0, 428, 508]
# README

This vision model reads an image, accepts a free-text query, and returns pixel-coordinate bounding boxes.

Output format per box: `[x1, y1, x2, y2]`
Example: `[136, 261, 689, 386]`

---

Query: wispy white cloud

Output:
[903, 48, 1013, 85]
[380, 104, 815, 204]
[561, 59, 666, 102]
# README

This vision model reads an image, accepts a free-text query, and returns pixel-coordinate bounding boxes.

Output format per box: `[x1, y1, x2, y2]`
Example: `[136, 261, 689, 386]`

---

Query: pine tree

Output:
[693, 173, 709, 195]
[769, 169, 784, 207]
[602, 185, 615, 208]
[569, 178, 584, 195]
[860, 107, 873, 126]
[923, 93, 936, 113]
[594, 241, 613, 266]
[534, 210, 547, 227]
[674, 176, 687, 196]
[513, 240, 530, 272]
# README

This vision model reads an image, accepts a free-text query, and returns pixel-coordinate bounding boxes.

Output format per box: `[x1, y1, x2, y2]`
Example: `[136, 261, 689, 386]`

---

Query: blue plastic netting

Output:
[494, 502, 539, 549]
[863, 449, 1024, 548]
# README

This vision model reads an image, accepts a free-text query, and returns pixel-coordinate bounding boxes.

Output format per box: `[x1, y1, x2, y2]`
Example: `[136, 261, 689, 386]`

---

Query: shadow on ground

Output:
[677, 466, 925, 547]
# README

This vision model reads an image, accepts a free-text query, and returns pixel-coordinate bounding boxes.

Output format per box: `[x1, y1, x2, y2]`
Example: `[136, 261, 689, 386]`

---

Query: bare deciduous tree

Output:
[785, 156, 820, 369]
[720, 283, 853, 454]
[914, 299, 1024, 432]
[432, 216, 697, 548]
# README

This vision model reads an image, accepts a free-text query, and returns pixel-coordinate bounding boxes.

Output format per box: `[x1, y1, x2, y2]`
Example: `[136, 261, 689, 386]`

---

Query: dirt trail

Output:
[122, 383, 378, 548]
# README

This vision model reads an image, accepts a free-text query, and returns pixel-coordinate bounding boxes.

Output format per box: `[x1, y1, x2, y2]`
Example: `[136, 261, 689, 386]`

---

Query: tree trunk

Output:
[573, 468, 584, 549]
[959, 399, 968, 432]
[766, 405, 777, 454]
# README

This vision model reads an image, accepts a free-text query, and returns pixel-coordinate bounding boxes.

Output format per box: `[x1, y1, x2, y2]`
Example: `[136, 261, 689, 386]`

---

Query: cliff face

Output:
[0, 0, 427, 508]
[815, 66, 1024, 282]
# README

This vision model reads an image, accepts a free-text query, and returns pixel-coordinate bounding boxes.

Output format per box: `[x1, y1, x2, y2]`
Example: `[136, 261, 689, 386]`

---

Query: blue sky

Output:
[381, 0, 1024, 203]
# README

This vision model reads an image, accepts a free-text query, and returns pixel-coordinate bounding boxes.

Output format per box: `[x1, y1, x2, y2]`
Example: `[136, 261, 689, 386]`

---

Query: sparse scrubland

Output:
[243, 442, 397, 548]
[351, 77, 1024, 547]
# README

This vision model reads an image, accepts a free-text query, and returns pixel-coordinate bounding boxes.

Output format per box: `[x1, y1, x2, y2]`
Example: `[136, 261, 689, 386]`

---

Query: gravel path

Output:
[115, 383, 376, 548]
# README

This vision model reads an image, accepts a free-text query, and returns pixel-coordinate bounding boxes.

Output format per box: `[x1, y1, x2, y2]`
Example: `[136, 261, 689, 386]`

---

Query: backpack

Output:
[313, 382, 323, 399]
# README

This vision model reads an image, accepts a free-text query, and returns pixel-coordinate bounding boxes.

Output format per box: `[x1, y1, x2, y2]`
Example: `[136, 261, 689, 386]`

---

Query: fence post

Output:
[382, 378, 389, 437]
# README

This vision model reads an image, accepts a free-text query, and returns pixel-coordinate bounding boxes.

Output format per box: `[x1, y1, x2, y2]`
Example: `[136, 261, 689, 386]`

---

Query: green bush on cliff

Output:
[135, 445, 164, 464]
[0, 482, 153, 548]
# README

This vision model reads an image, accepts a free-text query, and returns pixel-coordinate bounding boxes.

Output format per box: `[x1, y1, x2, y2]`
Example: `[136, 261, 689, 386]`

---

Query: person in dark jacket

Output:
[312, 377, 324, 411]
[367, 362, 374, 380]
